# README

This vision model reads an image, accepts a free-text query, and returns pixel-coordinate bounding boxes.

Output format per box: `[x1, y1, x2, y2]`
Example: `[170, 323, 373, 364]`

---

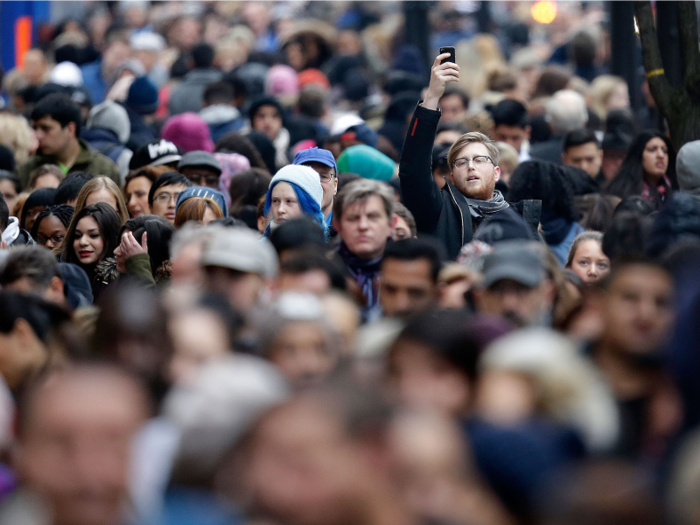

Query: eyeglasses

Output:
[318, 171, 335, 183]
[452, 156, 493, 169]
[153, 192, 181, 204]
[185, 174, 220, 187]
[37, 234, 65, 246]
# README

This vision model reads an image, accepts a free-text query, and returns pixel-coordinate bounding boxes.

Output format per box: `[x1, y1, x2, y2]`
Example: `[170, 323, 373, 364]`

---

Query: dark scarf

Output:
[338, 242, 383, 320]
[539, 209, 573, 246]
[465, 189, 510, 219]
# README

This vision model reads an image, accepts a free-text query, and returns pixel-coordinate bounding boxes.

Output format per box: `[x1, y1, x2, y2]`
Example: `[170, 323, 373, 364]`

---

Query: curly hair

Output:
[507, 160, 578, 223]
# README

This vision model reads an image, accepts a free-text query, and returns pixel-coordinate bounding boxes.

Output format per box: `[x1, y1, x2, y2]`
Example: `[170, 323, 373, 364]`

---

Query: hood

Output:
[1, 217, 19, 246]
[81, 127, 121, 145]
[200, 104, 241, 126]
[87, 100, 131, 144]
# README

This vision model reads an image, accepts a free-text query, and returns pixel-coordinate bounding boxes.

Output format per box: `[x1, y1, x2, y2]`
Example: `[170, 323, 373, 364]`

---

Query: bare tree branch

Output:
[678, 1, 700, 88]
[633, 1, 675, 116]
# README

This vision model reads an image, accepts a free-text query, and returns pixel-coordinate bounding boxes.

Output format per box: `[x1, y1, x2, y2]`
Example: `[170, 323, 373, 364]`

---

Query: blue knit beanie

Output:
[175, 186, 228, 217]
[126, 76, 159, 115]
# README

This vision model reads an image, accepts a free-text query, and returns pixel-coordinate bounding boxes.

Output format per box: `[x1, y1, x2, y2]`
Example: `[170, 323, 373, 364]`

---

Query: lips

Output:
[78, 250, 93, 258]
[467, 175, 479, 182]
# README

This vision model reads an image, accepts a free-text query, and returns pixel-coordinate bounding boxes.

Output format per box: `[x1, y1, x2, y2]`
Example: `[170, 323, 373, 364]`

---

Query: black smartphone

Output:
[440, 46, 456, 65]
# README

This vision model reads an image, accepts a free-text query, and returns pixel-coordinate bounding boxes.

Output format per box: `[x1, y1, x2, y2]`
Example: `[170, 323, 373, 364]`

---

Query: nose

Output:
[588, 265, 599, 278]
[358, 216, 369, 230]
[46, 239, 56, 249]
[79, 234, 89, 246]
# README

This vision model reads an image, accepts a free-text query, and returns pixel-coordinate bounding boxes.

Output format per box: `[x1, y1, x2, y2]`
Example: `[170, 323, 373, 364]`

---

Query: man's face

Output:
[439, 94, 467, 123]
[602, 265, 674, 355]
[204, 266, 266, 311]
[181, 167, 220, 189]
[380, 258, 436, 318]
[562, 142, 603, 178]
[304, 161, 337, 214]
[101, 41, 131, 78]
[493, 124, 529, 154]
[601, 149, 627, 182]
[253, 105, 283, 141]
[449, 143, 500, 201]
[151, 183, 189, 223]
[32, 116, 75, 157]
[476, 278, 550, 327]
[24, 50, 48, 85]
[336, 196, 394, 261]
[17, 374, 146, 525]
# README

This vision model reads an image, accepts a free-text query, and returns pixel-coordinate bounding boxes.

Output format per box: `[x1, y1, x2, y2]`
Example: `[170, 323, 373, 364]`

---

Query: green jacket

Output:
[124, 253, 156, 286]
[16, 139, 121, 188]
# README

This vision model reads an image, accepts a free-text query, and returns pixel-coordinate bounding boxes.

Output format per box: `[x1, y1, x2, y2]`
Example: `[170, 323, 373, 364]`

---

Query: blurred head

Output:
[0, 246, 65, 306]
[447, 132, 501, 201]
[439, 86, 469, 124]
[0, 172, 21, 214]
[333, 179, 396, 260]
[545, 90, 588, 135]
[380, 239, 442, 319]
[492, 98, 531, 153]
[278, 251, 345, 296]
[28, 164, 64, 191]
[563, 129, 603, 178]
[16, 366, 149, 525]
[387, 310, 481, 415]
[599, 259, 674, 356]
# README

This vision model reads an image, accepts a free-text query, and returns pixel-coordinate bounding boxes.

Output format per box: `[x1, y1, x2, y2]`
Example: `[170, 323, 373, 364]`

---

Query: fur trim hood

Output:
[95, 257, 119, 286]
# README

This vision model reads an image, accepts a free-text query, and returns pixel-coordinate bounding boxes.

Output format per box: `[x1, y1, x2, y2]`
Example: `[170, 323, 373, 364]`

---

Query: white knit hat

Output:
[50, 61, 83, 87]
[269, 165, 323, 210]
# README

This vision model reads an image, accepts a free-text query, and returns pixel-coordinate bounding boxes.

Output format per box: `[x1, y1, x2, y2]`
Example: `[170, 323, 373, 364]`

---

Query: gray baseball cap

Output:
[178, 151, 222, 175]
[202, 228, 278, 278]
[481, 241, 544, 289]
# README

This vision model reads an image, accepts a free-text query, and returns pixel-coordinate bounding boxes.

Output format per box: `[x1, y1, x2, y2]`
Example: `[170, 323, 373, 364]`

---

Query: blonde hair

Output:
[74, 176, 130, 224]
[447, 131, 500, 168]
[0, 114, 33, 164]
[495, 141, 519, 175]
[590, 75, 626, 120]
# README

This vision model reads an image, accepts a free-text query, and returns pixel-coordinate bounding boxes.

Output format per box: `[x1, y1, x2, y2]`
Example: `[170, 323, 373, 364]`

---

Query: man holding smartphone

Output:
[398, 52, 530, 259]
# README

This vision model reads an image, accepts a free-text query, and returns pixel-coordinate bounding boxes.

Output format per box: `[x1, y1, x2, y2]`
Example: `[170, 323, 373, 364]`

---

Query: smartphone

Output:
[440, 46, 456, 65]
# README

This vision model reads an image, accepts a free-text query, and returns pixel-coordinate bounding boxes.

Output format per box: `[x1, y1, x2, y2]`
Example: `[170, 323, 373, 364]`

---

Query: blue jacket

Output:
[80, 60, 107, 104]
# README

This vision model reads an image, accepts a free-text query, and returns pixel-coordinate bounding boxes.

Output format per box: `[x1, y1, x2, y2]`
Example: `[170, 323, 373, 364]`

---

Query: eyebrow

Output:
[75, 228, 100, 235]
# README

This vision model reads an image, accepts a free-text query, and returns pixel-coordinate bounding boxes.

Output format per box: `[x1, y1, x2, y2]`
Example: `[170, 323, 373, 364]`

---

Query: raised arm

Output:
[398, 54, 460, 233]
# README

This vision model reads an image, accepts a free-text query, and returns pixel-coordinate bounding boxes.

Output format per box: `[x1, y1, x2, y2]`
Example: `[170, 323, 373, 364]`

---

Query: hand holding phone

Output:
[440, 46, 456, 65]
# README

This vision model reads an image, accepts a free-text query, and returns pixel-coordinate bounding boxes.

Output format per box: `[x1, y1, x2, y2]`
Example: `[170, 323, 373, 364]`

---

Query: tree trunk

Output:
[634, 1, 700, 151]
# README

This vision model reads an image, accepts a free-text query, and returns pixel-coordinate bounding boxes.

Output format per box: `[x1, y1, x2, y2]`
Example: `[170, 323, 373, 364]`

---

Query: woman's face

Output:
[86, 187, 118, 211]
[270, 182, 302, 225]
[202, 206, 218, 225]
[24, 205, 47, 232]
[642, 137, 669, 181]
[125, 177, 152, 218]
[73, 216, 105, 266]
[569, 239, 610, 283]
[0, 180, 18, 213]
[36, 215, 67, 250]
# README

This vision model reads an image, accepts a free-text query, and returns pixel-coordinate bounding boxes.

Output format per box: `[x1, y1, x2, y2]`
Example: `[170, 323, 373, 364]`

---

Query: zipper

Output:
[445, 183, 465, 246]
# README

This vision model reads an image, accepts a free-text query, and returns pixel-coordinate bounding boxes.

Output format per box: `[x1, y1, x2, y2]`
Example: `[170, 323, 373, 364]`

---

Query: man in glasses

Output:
[148, 172, 193, 224]
[399, 53, 524, 259]
[293, 147, 338, 235]
[178, 151, 223, 189]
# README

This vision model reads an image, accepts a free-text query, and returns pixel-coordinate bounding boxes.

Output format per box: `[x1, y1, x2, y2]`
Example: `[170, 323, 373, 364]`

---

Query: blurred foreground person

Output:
[5, 365, 149, 525]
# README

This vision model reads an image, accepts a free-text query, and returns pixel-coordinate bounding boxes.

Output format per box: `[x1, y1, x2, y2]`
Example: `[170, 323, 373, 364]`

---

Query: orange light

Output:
[531, 1, 558, 24]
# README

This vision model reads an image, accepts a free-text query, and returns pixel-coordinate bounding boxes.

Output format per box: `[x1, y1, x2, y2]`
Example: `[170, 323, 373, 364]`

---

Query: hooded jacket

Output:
[200, 104, 245, 143]
[399, 104, 527, 260]
[1, 217, 34, 248]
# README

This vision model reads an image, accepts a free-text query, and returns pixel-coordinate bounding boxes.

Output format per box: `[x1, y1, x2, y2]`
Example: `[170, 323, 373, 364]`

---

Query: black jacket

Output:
[399, 104, 525, 259]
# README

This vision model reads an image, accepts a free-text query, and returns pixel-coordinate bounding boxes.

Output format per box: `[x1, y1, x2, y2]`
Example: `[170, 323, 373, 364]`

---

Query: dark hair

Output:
[388, 309, 481, 383]
[491, 98, 528, 129]
[578, 194, 614, 232]
[0, 145, 17, 173]
[124, 166, 166, 195]
[148, 172, 193, 206]
[0, 171, 22, 194]
[0, 246, 61, 291]
[0, 192, 8, 232]
[607, 131, 676, 207]
[215, 132, 267, 170]
[30, 204, 74, 239]
[203, 81, 234, 105]
[568, 30, 597, 68]
[382, 238, 444, 283]
[280, 250, 348, 291]
[269, 217, 326, 254]
[564, 128, 600, 151]
[0, 291, 70, 343]
[30, 93, 82, 137]
[532, 65, 572, 98]
[599, 255, 669, 290]
[508, 161, 578, 223]
[61, 203, 122, 267]
[393, 202, 417, 236]
[20, 188, 56, 231]
[602, 211, 653, 261]
[298, 86, 326, 119]
[614, 196, 655, 217]
[440, 85, 470, 110]
[436, 121, 470, 135]
[229, 168, 272, 212]
[245, 131, 277, 174]
[122, 214, 175, 276]
[55, 172, 94, 205]
[191, 42, 215, 69]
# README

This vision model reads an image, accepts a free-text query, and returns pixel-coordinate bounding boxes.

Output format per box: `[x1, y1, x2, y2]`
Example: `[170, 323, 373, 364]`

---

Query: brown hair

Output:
[447, 131, 500, 169]
[565, 231, 604, 268]
[174, 197, 223, 228]
[28, 164, 65, 190]
[74, 176, 130, 224]
[124, 165, 170, 198]
[333, 178, 394, 224]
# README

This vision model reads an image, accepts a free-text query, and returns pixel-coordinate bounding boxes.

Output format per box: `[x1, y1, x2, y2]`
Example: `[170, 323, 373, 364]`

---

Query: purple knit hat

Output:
[266, 65, 300, 98]
[161, 112, 214, 153]
[214, 152, 251, 206]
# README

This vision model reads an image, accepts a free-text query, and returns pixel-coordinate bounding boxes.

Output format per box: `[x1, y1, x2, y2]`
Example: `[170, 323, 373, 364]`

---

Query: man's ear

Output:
[333, 176, 338, 196]
[561, 151, 568, 165]
[47, 276, 65, 305]
[66, 121, 77, 139]
[493, 165, 501, 183]
[332, 216, 341, 234]
[389, 214, 398, 231]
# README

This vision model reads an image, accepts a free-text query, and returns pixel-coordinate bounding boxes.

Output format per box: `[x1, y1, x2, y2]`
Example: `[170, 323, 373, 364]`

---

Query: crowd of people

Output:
[1, 1, 700, 524]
